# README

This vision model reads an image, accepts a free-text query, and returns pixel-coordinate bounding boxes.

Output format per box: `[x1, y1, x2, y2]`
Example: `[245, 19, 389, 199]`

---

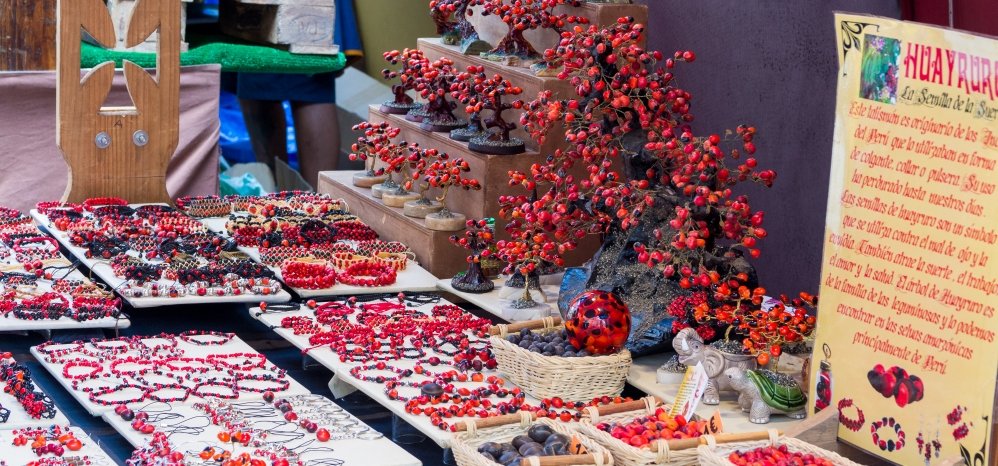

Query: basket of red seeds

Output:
[697, 431, 865, 466]
[452, 411, 614, 466]
[575, 396, 708, 466]
[489, 317, 632, 402]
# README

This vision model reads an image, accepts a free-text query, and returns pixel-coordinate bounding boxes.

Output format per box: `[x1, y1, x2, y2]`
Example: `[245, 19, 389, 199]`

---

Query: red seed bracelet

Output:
[281, 259, 337, 289]
[337, 262, 396, 287]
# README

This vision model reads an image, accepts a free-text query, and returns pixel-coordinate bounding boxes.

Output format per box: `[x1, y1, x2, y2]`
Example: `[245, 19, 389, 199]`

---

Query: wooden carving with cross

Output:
[57, 0, 180, 203]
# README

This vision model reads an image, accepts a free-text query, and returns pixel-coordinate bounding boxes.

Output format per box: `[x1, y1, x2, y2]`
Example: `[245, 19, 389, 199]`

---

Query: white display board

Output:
[249, 298, 541, 449]
[30, 334, 310, 416]
[436, 276, 561, 322]
[103, 396, 421, 466]
[199, 218, 439, 297]
[0, 426, 118, 465]
[30, 210, 293, 308]
[0, 226, 130, 332]
[0, 313, 130, 332]
[0, 383, 69, 429]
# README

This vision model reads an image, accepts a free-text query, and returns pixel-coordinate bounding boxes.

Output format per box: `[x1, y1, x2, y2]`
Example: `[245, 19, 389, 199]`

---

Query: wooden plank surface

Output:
[0, 0, 57, 70]
[57, 0, 179, 203]
[219, 0, 337, 54]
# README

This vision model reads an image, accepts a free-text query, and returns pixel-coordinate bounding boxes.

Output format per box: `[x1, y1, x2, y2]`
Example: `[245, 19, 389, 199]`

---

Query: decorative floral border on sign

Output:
[840, 20, 881, 74]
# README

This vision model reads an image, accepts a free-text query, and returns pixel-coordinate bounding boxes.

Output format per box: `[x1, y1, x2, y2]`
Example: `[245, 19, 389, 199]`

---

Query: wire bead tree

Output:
[429, 0, 490, 54]
[476, 0, 588, 66]
[449, 219, 497, 293]
[451, 66, 526, 154]
[408, 57, 467, 133]
[498, 18, 800, 354]
[380, 49, 428, 116]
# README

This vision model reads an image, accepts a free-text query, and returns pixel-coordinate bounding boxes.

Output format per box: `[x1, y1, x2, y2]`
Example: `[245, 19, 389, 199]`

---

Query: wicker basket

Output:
[574, 397, 700, 466]
[453, 412, 614, 466]
[696, 430, 864, 466]
[489, 318, 632, 402]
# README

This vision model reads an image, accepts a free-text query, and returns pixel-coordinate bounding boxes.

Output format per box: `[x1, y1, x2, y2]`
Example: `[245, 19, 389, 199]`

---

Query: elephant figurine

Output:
[672, 328, 758, 405]
[724, 367, 808, 424]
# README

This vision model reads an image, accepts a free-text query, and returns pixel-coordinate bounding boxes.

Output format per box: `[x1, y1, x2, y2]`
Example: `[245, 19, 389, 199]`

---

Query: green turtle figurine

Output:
[724, 366, 808, 424]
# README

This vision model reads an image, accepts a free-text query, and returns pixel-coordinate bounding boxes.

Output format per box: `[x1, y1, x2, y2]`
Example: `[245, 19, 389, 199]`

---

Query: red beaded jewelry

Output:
[61, 360, 103, 381]
[838, 398, 865, 432]
[82, 197, 127, 211]
[281, 259, 336, 290]
[89, 383, 148, 406]
[178, 330, 235, 346]
[337, 262, 397, 287]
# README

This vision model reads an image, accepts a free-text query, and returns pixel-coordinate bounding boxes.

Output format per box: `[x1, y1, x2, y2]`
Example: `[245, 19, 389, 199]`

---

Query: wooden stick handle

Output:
[452, 412, 537, 431]
[489, 317, 563, 335]
[591, 397, 660, 417]
[518, 453, 609, 466]
[661, 437, 701, 451]
[653, 430, 784, 452]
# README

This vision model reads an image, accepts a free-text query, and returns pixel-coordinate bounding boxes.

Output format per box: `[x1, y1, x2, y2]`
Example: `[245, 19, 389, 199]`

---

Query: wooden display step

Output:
[219, 0, 338, 55]
[417, 37, 570, 156]
[368, 104, 541, 222]
[318, 170, 467, 278]
[468, 2, 649, 54]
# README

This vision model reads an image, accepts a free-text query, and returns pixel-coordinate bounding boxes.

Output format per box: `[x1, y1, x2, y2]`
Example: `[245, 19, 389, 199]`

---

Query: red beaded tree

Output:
[692, 290, 818, 365]
[449, 65, 488, 142]
[499, 18, 789, 346]
[410, 57, 467, 133]
[474, 70, 526, 155]
[411, 149, 482, 231]
[430, 0, 475, 44]
[477, 0, 587, 63]
[348, 121, 402, 180]
[449, 219, 496, 293]
[406, 150, 481, 209]
[380, 49, 428, 115]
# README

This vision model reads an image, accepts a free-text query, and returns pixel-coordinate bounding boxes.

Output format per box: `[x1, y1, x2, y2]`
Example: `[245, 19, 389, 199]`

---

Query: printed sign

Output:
[811, 13, 998, 465]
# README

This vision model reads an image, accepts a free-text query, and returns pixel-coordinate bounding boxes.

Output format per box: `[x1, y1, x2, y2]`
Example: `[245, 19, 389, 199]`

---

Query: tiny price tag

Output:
[669, 362, 709, 421]
[701, 410, 724, 435]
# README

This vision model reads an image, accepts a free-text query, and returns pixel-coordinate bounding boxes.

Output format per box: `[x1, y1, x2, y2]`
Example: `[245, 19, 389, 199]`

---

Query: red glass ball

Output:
[563, 290, 631, 355]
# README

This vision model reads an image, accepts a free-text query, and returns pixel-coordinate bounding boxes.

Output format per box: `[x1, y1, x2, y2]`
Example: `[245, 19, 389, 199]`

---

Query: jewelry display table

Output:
[0, 384, 69, 429]
[0, 262, 131, 334]
[30, 333, 310, 417]
[0, 426, 118, 465]
[104, 395, 421, 466]
[30, 208, 294, 308]
[249, 297, 537, 449]
[198, 217, 440, 298]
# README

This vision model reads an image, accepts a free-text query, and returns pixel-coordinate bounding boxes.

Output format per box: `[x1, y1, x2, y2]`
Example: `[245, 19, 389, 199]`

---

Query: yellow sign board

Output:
[811, 14, 998, 465]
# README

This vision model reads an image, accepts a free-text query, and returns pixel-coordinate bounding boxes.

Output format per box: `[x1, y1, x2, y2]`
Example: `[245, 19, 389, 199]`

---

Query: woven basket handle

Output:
[646, 429, 782, 453]
[520, 452, 610, 466]
[583, 396, 660, 424]
[489, 316, 563, 335]
[454, 411, 536, 432]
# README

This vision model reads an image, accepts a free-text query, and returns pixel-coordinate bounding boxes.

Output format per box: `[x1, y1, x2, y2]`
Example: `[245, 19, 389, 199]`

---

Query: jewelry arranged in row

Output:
[193, 192, 421, 292]
[3, 425, 116, 466]
[33, 198, 287, 303]
[106, 394, 410, 466]
[0, 205, 123, 326]
[262, 295, 633, 433]
[0, 352, 58, 424]
[32, 331, 305, 414]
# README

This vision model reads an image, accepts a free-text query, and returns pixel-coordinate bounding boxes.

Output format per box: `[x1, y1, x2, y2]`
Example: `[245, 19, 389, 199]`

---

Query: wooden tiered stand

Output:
[319, 2, 647, 278]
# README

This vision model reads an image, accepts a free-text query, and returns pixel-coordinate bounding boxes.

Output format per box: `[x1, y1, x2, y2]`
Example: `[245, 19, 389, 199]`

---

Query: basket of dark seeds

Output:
[489, 317, 632, 402]
[452, 412, 614, 466]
